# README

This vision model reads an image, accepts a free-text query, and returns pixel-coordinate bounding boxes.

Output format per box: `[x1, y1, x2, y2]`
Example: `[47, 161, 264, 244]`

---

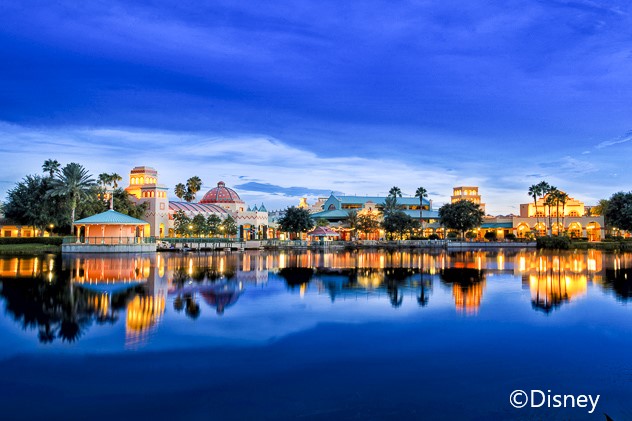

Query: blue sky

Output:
[1, 0, 631, 214]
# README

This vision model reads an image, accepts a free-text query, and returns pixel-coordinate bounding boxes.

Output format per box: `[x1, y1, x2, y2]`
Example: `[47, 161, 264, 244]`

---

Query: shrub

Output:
[0, 237, 63, 246]
[428, 234, 441, 240]
[484, 231, 497, 241]
[536, 236, 571, 250]
[505, 233, 516, 241]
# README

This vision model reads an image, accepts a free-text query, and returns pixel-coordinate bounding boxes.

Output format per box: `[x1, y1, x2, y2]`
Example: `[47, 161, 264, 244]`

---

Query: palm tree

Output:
[110, 173, 122, 189]
[98, 173, 112, 188]
[540, 182, 554, 234]
[344, 210, 359, 239]
[544, 187, 560, 235]
[528, 184, 541, 233]
[558, 191, 569, 234]
[415, 187, 428, 235]
[389, 186, 402, 198]
[47, 163, 96, 225]
[186, 176, 203, 201]
[42, 159, 61, 178]
[174, 183, 186, 200]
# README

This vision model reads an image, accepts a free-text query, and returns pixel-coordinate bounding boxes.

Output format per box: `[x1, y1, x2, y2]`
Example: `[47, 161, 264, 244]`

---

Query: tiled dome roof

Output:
[199, 181, 244, 204]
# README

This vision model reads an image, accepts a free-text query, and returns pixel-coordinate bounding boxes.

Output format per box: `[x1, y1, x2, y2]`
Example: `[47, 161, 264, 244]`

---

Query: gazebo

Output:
[308, 226, 340, 242]
[62, 210, 156, 253]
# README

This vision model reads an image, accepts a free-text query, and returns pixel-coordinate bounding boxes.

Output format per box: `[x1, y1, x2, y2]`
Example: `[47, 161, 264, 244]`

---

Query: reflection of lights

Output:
[587, 259, 596, 272]
[519, 257, 526, 272]
[497, 254, 504, 271]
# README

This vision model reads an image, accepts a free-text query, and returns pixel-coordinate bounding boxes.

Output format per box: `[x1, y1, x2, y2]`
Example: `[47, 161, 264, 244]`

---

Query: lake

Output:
[0, 249, 631, 420]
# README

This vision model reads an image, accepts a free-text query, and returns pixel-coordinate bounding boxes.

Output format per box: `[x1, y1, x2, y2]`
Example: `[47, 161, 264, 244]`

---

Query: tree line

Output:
[3, 160, 147, 235]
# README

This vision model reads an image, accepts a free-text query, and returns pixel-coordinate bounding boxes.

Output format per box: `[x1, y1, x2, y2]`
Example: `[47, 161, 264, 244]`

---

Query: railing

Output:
[63, 236, 156, 245]
[160, 237, 242, 244]
[261, 239, 449, 248]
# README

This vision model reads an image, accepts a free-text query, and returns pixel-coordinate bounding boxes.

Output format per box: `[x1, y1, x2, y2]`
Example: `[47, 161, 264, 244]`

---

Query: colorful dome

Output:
[199, 181, 244, 204]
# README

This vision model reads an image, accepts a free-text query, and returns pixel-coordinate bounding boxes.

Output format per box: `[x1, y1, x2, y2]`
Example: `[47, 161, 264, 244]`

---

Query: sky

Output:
[1, 0, 631, 214]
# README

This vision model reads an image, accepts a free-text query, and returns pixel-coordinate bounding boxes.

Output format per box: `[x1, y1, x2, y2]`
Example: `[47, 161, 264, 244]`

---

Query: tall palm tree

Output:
[389, 186, 402, 198]
[558, 191, 569, 234]
[187, 176, 203, 201]
[544, 187, 559, 235]
[42, 159, 61, 178]
[528, 183, 541, 234]
[47, 163, 96, 225]
[415, 186, 428, 235]
[539, 182, 553, 234]
[174, 183, 186, 200]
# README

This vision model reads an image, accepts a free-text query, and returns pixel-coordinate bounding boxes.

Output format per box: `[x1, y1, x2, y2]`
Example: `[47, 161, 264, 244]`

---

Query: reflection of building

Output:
[516, 251, 602, 312]
[125, 166, 270, 239]
[452, 281, 486, 315]
[451, 186, 485, 213]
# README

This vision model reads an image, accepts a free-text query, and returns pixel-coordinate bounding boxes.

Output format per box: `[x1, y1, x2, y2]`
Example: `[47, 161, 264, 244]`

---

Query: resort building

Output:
[0, 217, 52, 238]
[451, 186, 485, 213]
[475, 192, 604, 241]
[298, 197, 328, 213]
[308, 193, 440, 239]
[62, 209, 156, 253]
[125, 166, 270, 239]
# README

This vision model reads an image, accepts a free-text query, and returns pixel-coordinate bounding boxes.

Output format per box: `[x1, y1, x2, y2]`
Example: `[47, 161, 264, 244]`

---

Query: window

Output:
[160, 203, 165, 210]
[342, 204, 361, 209]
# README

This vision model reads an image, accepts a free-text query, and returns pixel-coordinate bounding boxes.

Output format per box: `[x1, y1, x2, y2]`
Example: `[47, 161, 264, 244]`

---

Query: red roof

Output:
[199, 181, 244, 204]
[308, 226, 340, 237]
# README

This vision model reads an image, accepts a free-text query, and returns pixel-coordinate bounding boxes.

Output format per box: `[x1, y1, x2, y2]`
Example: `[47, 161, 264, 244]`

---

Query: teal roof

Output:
[311, 209, 440, 220]
[333, 195, 430, 206]
[259, 203, 267, 212]
[481, 222, 513, 229]
[74, 210, 148, 225]
[252, 204, 259, 211]
[311, 210, 350, 220]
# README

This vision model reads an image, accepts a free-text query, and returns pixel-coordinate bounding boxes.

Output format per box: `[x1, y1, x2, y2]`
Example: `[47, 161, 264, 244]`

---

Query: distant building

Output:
[477, 192, 604, 241]
[298, 197, 327, 213]
[451, 186, 485, 213]
[125, 166, 270, 239]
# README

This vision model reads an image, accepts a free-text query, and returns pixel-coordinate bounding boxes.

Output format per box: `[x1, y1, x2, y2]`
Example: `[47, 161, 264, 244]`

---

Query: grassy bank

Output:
[0, 243, 61, 255]
[0, 237, 63, 255]
[537, 236, 632, 251]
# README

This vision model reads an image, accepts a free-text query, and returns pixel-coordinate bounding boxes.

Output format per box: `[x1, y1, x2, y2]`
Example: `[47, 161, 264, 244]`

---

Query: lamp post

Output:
[49, 224, 54, 236]
[188, 224, 193, 238]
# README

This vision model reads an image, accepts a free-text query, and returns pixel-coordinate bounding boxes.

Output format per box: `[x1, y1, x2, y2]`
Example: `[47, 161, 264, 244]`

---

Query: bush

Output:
[447, 232, 458, 239]
[0, 236, 64, 246]
[428, 234, 441, 240]
[536, 236, 571, 250]
[484, 231, 497, 241]
[505, 233, 516, 241]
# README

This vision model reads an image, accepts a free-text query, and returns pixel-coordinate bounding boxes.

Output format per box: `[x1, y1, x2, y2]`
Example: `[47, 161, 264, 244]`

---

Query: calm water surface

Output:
[0, 249, 631, 420]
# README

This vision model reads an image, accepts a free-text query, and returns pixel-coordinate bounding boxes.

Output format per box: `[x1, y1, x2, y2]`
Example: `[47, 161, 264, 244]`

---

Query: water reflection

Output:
[2, 249, 632, 345]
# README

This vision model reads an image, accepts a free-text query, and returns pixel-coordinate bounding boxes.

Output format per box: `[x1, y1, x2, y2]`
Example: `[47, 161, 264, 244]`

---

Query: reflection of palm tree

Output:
[174, 295, 184, 312]
[185, 295, 201, 319]
[417, 274, 431, 307]
[279, 267, 314, 288]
